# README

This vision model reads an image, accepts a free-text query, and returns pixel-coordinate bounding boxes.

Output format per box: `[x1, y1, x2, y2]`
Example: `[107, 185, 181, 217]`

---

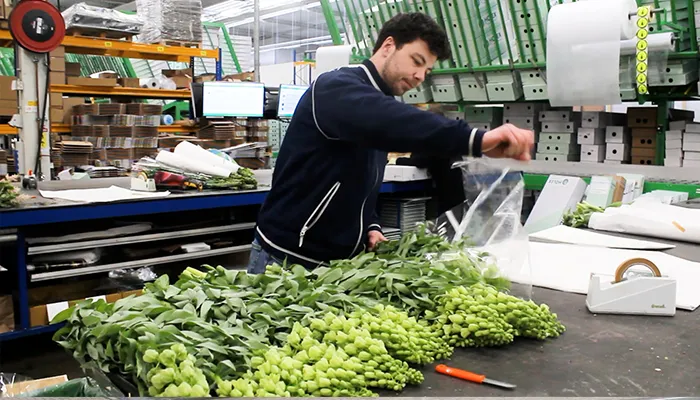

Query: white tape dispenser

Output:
[586, 258, 676, 316]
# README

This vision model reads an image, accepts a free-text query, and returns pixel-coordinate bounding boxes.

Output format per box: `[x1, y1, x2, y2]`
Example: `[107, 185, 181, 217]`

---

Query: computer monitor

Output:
[277, 84, 308, 119]
[202, 81, 266, 118]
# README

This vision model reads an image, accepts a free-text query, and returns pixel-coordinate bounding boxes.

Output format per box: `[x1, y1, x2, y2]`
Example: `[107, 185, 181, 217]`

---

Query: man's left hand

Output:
[368, 230, 387, 251]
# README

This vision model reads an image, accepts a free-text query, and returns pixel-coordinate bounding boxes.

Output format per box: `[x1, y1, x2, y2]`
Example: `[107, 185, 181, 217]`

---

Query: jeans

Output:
[246, 239, 283, 274]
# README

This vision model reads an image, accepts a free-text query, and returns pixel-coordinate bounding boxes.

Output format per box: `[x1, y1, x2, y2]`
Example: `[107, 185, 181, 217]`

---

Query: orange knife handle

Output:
[435, 364, 486, 383]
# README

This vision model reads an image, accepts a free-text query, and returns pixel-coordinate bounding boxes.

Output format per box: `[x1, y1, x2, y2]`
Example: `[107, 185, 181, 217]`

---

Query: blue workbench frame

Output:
[0, 180, 430, 341]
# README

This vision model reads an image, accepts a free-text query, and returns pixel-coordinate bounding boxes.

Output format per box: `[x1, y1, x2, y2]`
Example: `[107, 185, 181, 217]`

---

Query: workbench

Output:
[0, 170, 430, 228]
[0, 170, 432, 341]
[401, 286, 699, 397]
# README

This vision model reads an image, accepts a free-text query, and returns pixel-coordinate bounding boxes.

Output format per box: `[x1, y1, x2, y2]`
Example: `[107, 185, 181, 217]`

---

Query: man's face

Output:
[379, 38, 438, 96]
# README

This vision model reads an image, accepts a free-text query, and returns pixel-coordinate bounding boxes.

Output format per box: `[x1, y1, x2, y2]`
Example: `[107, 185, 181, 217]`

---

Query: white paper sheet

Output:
[174, 141, 240, 175]
[530, 225, 675, 250]
[40, 186, 170, 203]
[507, 242, 700, 310]
[155, 150, 230, 178]
[589, 202, 700, 244]
[46, 301, 70, 322]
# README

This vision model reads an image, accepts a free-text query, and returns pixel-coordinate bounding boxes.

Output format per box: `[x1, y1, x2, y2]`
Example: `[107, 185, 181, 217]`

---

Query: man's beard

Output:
[381, 56, 404, 96]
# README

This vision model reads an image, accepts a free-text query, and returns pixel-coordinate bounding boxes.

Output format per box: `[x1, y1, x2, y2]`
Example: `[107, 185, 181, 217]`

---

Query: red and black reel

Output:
[9, 0, 65, 53]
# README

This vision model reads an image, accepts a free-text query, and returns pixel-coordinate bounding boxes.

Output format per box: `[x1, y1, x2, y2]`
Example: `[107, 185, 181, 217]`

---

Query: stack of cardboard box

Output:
[0, 75, 16, 117]
[627, 107, 658, 165]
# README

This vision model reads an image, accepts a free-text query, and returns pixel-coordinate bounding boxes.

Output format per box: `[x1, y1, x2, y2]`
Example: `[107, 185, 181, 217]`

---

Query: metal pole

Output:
[253, 0, 260, 81]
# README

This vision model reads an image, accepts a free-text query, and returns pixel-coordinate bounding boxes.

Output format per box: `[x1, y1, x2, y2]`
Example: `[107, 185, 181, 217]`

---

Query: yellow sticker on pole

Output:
[635, 6, 651, 95]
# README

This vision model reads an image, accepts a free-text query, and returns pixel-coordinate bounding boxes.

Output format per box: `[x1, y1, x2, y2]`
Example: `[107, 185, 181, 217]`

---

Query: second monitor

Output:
[277, 84, 308, 119]
[202, 81, 266, 118]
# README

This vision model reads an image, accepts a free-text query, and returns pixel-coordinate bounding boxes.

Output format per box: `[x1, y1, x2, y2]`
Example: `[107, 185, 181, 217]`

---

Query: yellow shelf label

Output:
[157, 46, 165, 52]
[104, 41, 113, 48]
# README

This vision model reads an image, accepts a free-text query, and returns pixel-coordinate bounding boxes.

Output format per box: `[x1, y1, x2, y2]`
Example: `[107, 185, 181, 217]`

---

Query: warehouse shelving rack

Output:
[0, 28, 223, 135]
[320, 0, 700, 199]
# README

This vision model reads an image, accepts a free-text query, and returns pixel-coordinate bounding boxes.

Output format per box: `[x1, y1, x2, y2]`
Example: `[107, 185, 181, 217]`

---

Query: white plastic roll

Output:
[140, 78, 160, 89]
[619, 0, 639, 40]
[314, 45, 353, 79]
[155, 150, 230, 178]
[174, 141, 240, 174]
[620, 32, 675, 55]
[546, 0, 637, 106]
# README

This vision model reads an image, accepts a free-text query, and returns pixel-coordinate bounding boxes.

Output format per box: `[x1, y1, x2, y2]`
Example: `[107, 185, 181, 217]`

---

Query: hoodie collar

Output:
[359, 59, 394, 96]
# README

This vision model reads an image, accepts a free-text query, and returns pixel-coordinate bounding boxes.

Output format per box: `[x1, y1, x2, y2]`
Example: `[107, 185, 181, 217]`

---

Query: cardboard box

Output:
[665, 138, 682, 150]
[0, 107, 15, 116]
[631, 128, 657, 148]
[606, 143, 629, 161]
[0, 75, 15, 100]
[119, 77, 140, 88]
[67, 77, 117, 87]
[577, 128, 605, 145]
[97, 72, 119, 79]
[682, 141, 700, 152]
[665, 157, 683, 167]
[631, 147, 656, 157]
[30, 292, 124, 327]
[50, 71, 65, 85]
[163, 68, 192, 89]
[50, 56, 65, 72]
[585, 176, 620, 207]
[612, 176, 626, 203]
[49, 46, 65, 58]
[195, 74, 216, 83]
[62, 98, 84, 124]
[65, 62, 81, 77]
[627, 107, 657, 128]
[632, 156, 655, 165]
[50, 108, 64, 122]
[580, 144, 606, 163]
[50, 93, 63, 109]
[666, 148, 682, 159]
[5, 376, 68, 396]
[605, 126, 629, 143]
[0, 295, 14, 334]
[524, 175, 588, 233]
[683, 159, 700, 167]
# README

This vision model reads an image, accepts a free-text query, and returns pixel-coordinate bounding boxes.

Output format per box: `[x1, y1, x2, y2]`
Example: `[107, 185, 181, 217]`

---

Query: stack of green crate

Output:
[464, 104, 505, 131]
[639, 0, 698, 87]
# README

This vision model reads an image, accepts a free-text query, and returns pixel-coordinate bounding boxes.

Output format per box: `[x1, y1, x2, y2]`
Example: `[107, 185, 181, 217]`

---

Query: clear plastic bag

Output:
[428, 158, 533, 300]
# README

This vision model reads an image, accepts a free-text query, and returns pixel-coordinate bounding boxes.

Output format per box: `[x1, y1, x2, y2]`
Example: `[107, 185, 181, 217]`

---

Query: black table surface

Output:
[398, 287, 698, 397]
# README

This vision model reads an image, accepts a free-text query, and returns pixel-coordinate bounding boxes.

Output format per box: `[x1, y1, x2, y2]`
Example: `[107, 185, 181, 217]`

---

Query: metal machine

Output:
[8, 0, 65, 186]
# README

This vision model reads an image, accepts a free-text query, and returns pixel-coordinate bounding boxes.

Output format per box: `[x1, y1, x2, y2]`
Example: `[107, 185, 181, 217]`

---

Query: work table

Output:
[401, 287, 697, 397]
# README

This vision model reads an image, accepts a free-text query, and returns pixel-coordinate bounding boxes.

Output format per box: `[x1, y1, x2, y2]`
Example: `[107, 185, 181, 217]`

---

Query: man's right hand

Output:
[481, 124, 535, 161]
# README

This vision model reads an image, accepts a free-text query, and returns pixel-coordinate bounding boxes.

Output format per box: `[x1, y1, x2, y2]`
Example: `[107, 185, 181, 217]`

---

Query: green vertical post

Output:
[321, 0, 344, 45]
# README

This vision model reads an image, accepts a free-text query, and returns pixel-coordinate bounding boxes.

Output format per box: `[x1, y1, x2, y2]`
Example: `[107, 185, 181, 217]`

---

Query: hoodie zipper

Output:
[299, 181, 341, 247]
[350, 166, 380, 257]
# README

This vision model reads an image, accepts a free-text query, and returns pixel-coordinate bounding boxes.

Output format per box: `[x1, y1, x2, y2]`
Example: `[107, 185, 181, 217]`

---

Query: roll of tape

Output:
[614, 257, 662, 283]
[635, 6, 652, 95]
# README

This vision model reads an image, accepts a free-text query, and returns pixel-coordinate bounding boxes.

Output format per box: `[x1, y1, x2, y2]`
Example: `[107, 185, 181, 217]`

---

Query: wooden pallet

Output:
[65, 27, 135, 41]
[156, 40, 202, 49]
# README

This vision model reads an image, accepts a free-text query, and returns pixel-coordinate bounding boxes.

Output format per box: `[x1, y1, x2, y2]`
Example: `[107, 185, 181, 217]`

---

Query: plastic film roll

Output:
[546, 0, 637, 106]
[620, 32, 674, 56]
[635, 6, 652, 95]
[140, 78, 160, 89]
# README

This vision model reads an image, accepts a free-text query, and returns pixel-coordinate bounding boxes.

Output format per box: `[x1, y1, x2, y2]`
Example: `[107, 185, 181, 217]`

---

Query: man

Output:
[247, 12, 533, 273]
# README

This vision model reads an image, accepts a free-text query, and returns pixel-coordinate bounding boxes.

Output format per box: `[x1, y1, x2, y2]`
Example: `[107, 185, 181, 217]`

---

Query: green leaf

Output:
[51, 307, 75, 324]
[199, 341, 228, 355]
[200, 300, 213, 319]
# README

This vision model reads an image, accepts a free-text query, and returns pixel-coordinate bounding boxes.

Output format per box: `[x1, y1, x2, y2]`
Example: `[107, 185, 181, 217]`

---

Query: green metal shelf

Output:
[320, 0, 700, 104]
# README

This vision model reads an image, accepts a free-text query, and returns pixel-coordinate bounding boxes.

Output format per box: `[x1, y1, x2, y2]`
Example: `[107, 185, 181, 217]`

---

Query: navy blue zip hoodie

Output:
[255, 59, 488, 268]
